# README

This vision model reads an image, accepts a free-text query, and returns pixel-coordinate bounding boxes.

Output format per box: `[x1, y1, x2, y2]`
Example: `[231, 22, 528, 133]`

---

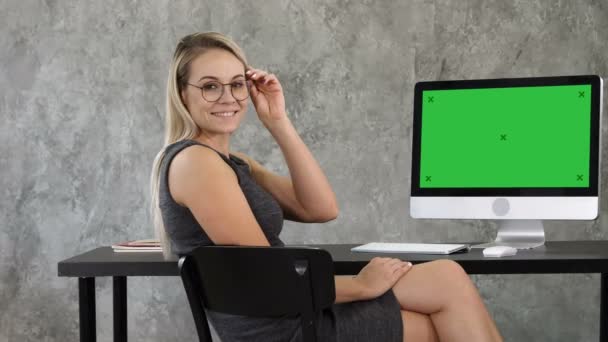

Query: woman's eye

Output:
[231, 82, 245, 88]
[203, 83, 219, 90]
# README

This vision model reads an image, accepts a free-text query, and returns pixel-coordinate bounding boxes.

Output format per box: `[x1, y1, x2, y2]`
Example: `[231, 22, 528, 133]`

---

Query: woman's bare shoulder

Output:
[168, 145, 236, 205]
[171, 144, 225, 172]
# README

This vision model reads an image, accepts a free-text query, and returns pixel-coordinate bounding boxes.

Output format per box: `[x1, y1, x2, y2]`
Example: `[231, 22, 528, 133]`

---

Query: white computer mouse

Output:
[482, 246, 517, 257]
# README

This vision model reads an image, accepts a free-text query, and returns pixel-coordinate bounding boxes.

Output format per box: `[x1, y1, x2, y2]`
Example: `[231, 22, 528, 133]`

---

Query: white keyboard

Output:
[351, 242, 470, 255]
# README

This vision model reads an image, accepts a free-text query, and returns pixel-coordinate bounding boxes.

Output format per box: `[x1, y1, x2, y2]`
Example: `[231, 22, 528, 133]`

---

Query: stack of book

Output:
[111, 239, 162, 252]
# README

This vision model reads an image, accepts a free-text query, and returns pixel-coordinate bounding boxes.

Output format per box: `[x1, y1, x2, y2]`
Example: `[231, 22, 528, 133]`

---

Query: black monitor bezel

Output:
[411, 75, 601, 197]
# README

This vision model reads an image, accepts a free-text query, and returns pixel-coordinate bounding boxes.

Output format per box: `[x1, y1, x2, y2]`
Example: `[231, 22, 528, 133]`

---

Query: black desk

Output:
[58, 241, 608, 342]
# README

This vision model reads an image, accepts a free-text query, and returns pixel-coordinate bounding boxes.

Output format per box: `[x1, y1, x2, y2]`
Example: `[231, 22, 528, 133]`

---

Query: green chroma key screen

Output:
[419, 85, 591, 188]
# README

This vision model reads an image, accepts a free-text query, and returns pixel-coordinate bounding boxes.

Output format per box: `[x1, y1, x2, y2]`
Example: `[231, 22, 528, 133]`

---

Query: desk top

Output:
[57, 241, 608, 277]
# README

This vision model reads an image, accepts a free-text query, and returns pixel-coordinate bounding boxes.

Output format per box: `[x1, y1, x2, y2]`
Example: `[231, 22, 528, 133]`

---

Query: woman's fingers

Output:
[371, 258, 410, 273]
[383, 258, 412, 278]
[372, 257, 391, 264]
[386, 259, 403, 266]
[262, 73, 277, 85]
[393, 261, 413, 276]
[246, 68, 276, 85]
[384, 258, 409, 268]
[246, 68, 266, 80]
[355, 258, 414, 299]
[372, 257, 407, 267]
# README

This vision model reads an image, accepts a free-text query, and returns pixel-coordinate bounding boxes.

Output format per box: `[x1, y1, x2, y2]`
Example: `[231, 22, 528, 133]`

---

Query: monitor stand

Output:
[472, 220, 545, 250]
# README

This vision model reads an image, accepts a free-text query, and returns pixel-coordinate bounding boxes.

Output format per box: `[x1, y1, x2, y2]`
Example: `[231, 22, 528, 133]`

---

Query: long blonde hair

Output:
[150, 32, 248, 258]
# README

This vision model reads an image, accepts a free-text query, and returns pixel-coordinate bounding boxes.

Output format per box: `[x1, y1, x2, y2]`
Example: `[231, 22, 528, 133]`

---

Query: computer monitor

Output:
[410, 75, 603, 249]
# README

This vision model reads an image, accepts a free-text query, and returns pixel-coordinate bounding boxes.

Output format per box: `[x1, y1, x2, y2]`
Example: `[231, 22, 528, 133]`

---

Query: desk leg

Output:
[79, 277, 96, 342]
[601, 273, 607, 342]
[113, 276, 127, 342]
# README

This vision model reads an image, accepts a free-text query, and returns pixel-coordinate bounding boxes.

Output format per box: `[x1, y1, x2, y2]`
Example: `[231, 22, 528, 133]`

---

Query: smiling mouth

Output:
[211, 111, 237, 117]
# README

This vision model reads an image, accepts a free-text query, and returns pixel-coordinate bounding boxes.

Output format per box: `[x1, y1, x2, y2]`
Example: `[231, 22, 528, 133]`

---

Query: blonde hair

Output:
[150, 32, 248, 258]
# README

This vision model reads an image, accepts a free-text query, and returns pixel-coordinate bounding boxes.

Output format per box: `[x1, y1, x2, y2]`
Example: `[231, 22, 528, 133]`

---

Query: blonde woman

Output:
[151, 32, 502, 342]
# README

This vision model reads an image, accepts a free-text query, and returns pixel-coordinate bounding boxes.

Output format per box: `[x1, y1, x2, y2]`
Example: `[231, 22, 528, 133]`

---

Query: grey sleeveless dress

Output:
[159, 140, 403, 342]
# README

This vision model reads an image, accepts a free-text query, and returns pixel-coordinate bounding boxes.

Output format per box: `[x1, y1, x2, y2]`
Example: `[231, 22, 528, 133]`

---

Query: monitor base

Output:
[472, 220, 545, 250]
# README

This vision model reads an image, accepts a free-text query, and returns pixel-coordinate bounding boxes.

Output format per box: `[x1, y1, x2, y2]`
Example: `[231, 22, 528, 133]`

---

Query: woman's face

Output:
[181, 48, 248, 137]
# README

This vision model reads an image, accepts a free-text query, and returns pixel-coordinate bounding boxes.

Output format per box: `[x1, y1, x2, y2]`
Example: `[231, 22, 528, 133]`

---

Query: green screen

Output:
[420, 85, 591, 188]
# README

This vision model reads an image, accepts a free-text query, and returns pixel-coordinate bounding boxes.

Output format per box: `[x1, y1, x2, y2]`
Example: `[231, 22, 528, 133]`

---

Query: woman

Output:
[150, 32, 503, 342]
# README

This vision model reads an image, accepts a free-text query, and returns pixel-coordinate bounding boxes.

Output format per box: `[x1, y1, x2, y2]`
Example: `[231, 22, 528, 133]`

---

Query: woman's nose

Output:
[217, 84, 237, 103]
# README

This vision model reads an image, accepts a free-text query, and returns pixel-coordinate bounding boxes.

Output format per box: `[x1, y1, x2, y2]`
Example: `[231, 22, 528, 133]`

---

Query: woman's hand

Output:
[354, 257, 413, 300]
[246, 67, 287, 128]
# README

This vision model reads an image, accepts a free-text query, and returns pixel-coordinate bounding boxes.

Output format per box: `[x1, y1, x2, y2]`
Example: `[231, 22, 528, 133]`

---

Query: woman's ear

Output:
[180, 89, 188, 108]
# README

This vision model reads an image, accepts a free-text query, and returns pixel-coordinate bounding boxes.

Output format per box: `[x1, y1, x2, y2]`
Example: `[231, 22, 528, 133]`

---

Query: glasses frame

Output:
[186, 80, 249, 102]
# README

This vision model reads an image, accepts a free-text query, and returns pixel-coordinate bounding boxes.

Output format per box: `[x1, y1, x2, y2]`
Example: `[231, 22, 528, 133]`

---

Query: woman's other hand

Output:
[246, 67, 287, 127]
[355, 257, 413, 300]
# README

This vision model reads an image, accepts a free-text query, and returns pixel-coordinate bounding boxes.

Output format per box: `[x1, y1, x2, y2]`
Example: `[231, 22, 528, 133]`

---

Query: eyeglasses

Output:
[186, 80, 249, 102]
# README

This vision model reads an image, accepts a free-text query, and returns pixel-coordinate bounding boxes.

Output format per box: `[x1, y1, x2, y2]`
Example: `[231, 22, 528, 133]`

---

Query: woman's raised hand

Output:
[246, 67, 287, 127]
[355, 257, 413, 300]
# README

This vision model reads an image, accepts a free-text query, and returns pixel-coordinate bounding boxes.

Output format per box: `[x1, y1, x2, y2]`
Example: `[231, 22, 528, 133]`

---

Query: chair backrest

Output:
[178, 245, 336, 342]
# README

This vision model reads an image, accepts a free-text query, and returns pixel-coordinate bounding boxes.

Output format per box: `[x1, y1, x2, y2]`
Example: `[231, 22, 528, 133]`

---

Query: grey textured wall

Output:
[1, 0, 607, 341]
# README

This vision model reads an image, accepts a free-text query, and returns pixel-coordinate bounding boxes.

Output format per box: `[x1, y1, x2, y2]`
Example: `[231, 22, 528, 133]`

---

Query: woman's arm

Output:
[169, 145, 270, 246]
[233, 149, 337, 223]
[335, 275, 368, 303]
[267, 119, 338, 221]
[245, 68, 338, 222]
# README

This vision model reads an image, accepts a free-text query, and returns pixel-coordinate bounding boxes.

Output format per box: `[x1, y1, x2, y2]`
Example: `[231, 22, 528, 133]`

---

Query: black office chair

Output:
[178, 245, 336, 342]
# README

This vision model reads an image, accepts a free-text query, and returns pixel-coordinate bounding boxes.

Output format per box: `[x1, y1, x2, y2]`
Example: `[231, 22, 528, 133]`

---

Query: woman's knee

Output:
[430, 259, 470, 284]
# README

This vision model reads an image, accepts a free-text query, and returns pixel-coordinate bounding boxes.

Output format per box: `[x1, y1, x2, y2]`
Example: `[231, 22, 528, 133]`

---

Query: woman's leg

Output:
[393, 259, 502, 342]
[401, 310, 439, 342]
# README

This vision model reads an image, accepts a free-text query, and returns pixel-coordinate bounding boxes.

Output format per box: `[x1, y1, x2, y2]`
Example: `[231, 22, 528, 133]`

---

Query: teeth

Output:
[212, 112, 236, 117]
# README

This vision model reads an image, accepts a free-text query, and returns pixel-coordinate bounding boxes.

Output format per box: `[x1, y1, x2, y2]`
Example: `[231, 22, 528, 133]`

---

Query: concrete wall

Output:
[1, 0, 607, 340]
